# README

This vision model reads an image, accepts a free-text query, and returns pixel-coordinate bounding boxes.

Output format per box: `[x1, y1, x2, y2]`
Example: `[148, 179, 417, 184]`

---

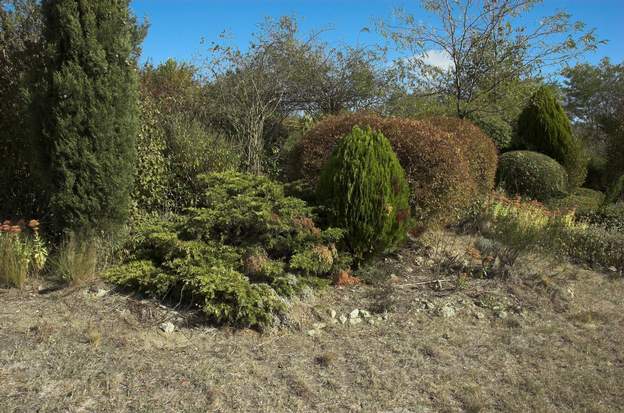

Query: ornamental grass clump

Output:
[317, 126, 411, 259]
[105, 172, 348, 329]
[0, 219, 47, 288]
[483, 193, 624, 271]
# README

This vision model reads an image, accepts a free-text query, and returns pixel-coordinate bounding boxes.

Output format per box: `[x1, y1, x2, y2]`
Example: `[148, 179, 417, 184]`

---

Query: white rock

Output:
[608, 266, 618, 272]
[438, 305, 456, 318]
[349, 309, 360, 319]
[349, 317, 362, 325]
[497, 310, 508, 319]
[339, 315, 348, 324]
[159, 322, 175, 334]
[95, 288, 109, 298]
[360, 310, 371, 319]
[329, 309, 337, 319]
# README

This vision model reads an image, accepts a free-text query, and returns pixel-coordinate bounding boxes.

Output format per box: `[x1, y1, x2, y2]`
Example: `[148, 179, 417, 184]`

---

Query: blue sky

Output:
[131, 0, 624, 69]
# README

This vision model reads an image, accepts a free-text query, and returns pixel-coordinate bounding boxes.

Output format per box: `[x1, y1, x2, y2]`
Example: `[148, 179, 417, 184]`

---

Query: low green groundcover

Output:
[105, 172, 349, 329]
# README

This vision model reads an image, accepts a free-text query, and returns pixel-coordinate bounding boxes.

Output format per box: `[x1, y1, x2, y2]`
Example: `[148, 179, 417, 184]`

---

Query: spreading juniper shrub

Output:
[105, 172, 349, 329]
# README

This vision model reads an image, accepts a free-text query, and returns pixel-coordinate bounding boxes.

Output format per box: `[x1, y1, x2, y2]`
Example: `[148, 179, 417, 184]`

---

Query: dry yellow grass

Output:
[0, 231, 623, 412]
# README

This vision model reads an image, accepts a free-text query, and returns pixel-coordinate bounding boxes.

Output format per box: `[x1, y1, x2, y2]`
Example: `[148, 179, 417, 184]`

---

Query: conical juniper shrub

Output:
[317, 126, 411, 260]
[517, 86, 588, 189]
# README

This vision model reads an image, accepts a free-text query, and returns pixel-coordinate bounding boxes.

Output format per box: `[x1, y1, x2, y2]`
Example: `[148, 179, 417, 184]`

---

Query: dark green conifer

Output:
[39, 0, 144, 233]
[517, 86, 587, 189]
[317, 126, 410, 259]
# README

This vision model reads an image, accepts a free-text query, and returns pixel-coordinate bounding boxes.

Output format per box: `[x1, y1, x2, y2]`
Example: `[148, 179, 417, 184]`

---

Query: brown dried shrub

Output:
[289, 112, 497, 226]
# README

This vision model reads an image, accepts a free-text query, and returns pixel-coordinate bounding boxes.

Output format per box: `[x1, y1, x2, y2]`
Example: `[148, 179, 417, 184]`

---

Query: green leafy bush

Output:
[605, 175, 624, 205]
[317, 126, 410, 259]
[585, 155, 609, 192]
[547, 188, 605, 215]
[131, 94, 241, 214]
[105, 172, 347, 329]
[289, 112, 496, 227]
[131, 93, 171, 213]
[497, 151, 568, 201]
[467, 113, 513, 150]
[576, 204, 624, 233]
[517, 86, 588, 189]
[164, 114, 241, 209]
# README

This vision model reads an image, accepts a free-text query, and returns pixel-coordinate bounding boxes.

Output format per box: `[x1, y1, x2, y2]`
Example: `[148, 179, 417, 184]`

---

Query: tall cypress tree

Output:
[517, 86, 587, 189]
[40, 0, 144, 233]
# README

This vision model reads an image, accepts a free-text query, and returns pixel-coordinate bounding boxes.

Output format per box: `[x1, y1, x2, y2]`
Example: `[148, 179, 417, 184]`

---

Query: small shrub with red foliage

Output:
[289, 112, 497, 227]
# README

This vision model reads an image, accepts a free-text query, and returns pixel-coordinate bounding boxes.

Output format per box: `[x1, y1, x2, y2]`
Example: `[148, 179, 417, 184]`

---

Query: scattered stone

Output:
[377, 316, 383, 322]
[94, 288, 109, 298]
[360, 310, 371, 319]
[382, 313, 389, 321]
[496, 310, 508, 319]
[474, 311, 485, 320]
[349, 317, 362, 325]
[608, 266, 618, 273]
[349, 309, 360, 319]
[329, 309, 337, 319]
[438, 305, 456, 318]
[339, 315, 348, 324]
[367, 319, 375, 325]
[159, 322, 175, 334]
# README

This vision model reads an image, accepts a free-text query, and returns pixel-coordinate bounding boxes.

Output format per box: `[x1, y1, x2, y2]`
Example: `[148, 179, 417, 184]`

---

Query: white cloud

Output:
[421, 49, 454, 71]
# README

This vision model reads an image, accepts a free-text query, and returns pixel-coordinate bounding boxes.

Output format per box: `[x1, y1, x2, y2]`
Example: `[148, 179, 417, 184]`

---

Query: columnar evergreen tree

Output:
[517, 86, 587, 189]
[317, 126, 410, 259]
[39, 0, 144, 233]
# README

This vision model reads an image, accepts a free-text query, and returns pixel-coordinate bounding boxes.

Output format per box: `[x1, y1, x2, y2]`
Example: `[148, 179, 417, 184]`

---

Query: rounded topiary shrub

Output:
[289, 112, 488, 227]
[317, 126, 410, 259]
[426, 116, 498, 197]
[517, 86, 587, 189]
[497, 151, 569, 201]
